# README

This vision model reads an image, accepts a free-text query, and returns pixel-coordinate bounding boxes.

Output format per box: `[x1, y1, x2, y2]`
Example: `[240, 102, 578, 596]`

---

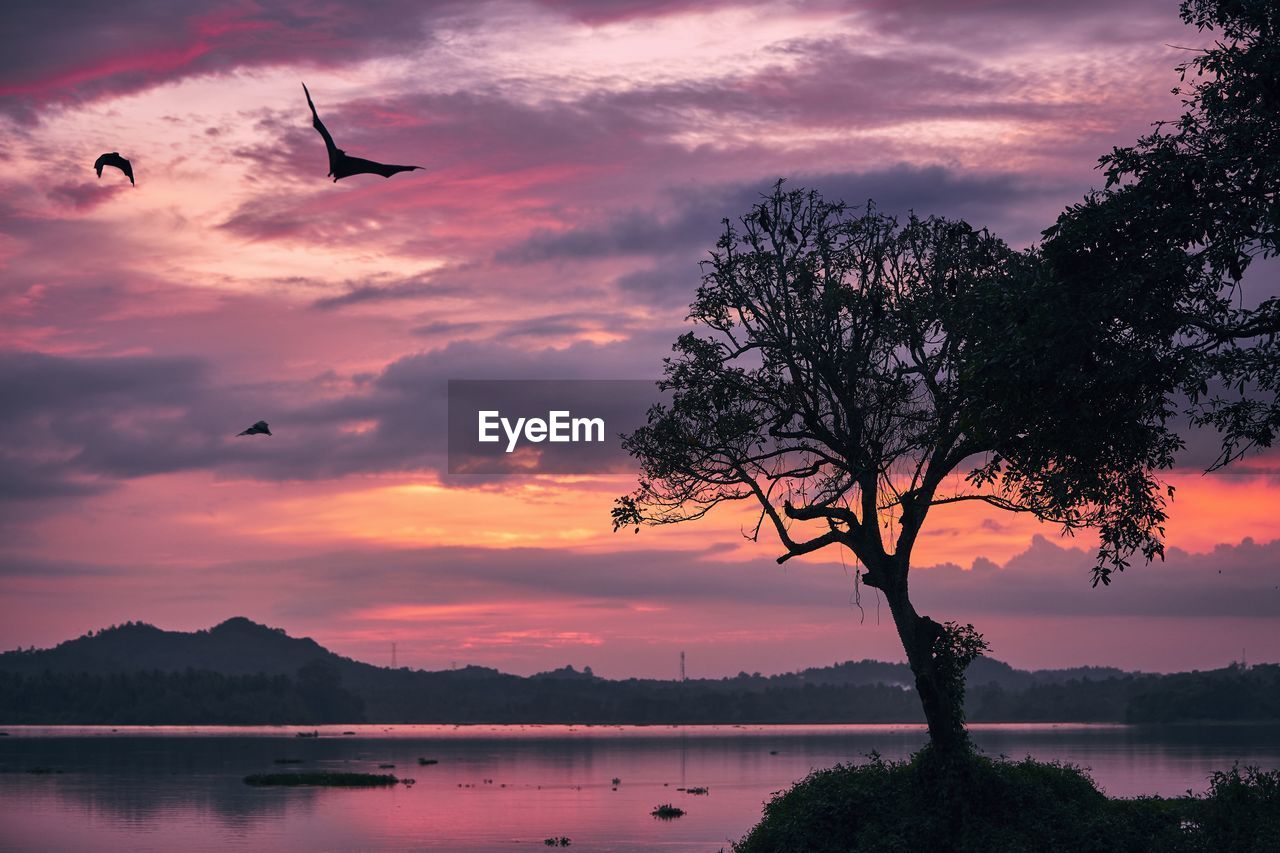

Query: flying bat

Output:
[302, 83, 423, 182]
[94, 152, 134, 185]
[237, 420, 272, 436]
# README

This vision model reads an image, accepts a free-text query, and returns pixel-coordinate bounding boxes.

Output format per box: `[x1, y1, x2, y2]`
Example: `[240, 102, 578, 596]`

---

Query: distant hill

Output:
[0, 618, 1274, 725]
[0, 617, 1122, 688]
[0, 617, 364, 678]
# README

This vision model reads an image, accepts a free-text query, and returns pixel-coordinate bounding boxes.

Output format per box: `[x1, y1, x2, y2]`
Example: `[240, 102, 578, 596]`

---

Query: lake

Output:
[2, 723, 1278, 851]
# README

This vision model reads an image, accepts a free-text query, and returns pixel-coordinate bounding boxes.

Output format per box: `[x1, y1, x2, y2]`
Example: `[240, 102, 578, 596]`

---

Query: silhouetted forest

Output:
[0, 663, 363, 725]
[1, 619, 1276, 725]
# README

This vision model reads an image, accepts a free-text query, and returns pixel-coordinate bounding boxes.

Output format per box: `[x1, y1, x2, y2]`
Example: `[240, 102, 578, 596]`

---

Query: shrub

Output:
[733, 750, 1280, 853]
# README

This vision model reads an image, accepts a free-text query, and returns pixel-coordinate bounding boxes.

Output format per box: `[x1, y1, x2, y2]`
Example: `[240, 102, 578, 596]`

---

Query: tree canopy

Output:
[613, 0, 1278, 754]
[1044, 0, 1280, 471]
[616, 186, 1180, 587]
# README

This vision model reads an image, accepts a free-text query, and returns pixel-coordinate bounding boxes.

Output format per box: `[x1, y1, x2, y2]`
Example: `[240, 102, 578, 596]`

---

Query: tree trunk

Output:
[881, 579, 971, 756]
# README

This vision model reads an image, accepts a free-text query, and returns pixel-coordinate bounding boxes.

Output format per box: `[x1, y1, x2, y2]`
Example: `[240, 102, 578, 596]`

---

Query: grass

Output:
[244, 772, 399, 787]
[732, 749, 1280, 853]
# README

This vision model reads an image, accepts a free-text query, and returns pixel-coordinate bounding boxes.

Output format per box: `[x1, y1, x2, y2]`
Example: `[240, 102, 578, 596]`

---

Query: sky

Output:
[1, 0, 1277, 678]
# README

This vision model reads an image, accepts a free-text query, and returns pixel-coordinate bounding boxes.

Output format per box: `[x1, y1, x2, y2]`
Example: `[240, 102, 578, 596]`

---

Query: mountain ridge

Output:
[0, 616, 1131, 689]
[4, 618, 1275, 726]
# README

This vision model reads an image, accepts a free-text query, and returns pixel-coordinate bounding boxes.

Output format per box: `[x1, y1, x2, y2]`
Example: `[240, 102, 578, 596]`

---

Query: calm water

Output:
[1, 723, 1278, 852]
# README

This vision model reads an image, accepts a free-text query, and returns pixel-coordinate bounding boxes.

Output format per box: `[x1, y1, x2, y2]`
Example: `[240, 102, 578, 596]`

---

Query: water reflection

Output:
[1, 724, 1277, 852]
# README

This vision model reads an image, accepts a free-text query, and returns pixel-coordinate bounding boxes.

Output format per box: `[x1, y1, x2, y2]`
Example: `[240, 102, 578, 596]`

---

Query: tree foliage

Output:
[613, 182, 1200, 753]
[613, 0, 1279, 753]
[1044, 0, 1280, 471]
[616, 184, 1180, 587]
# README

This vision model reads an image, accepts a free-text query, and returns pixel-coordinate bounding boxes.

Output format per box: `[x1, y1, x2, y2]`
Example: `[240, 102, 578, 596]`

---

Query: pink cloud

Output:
[3, 0, 1274, 681]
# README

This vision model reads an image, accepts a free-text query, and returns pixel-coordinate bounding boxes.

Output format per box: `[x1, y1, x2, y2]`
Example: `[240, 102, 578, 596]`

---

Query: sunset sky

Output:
[1, 0, 1277, 678]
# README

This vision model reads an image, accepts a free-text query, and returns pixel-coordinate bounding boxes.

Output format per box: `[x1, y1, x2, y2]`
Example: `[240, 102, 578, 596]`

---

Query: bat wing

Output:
[370, 162, 423, 178]
[330, 155, 421, 181]
[302, 83, 340, 161]
[119, 157, 134, 185]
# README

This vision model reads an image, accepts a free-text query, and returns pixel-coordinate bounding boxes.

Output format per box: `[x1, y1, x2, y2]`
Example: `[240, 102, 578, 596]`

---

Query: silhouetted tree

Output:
[614, 185, 1183, 755]
[614, 0, 1280, 757]
[1045, 0, 1280, 468]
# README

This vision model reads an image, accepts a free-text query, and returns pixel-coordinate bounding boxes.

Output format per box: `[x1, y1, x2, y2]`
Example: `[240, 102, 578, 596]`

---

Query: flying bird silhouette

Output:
[94, 152, 134, 185]
[237, 420, 272, 437]
[302, 83, 422, 182]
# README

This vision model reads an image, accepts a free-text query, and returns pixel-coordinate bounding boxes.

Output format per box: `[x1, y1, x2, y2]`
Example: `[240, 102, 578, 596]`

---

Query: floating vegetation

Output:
[543, 837, 571, 847]
[378, 763, 396, 769]
[651, 803, 686, 819]
[683, 786, 709, 795]
[417, 757, 439, 766]
[295, 731, 320, 738]
[273, 758, 304, 765]
[611, 777, 621, 785]
[342, 731, 357, 736]
[244, 772, 398, 787]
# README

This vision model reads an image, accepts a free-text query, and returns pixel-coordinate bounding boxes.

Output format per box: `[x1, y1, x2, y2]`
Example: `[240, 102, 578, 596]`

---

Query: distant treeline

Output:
[967, 665, 1280, 724]
[2, 661, 1278, 726]
[3, 619, 1277, 725]
[0, 662, 363, 725]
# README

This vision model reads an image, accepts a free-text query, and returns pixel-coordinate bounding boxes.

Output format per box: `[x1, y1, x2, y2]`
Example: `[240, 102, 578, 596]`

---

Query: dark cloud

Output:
[45, 180, 130, 212]
[855, 0, 1182, 48]
[615, 258, 703, 307]
[506, 165, 1072, 273]
[0, 0, 466, 122]
[531, 0, 744, 25]
[2, 0, 1177, 125]
[410, 319, 487, 338]
[0, 0, 757, 123]
[0, 456, 109, 503]
[911, 535, 1280, 621]
[501, 203, 719, 263]
[0, 555, 119, 579]
[311, 273, 475, 310]
[0, 350, 207, 502]
[0, 337, 671, 498]
[4, 533, 1271, 627]
[0, 350, 205, 426]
